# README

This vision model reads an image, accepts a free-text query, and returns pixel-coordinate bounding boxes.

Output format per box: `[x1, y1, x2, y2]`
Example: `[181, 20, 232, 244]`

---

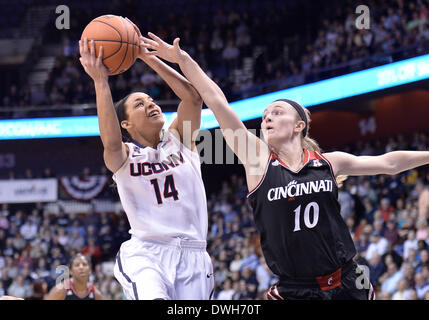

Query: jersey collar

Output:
[131, 129, 167, 149]
[272, 149, 311, 173]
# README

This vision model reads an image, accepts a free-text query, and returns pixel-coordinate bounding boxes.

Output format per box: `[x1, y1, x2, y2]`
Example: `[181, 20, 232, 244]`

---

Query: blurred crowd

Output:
[1, 131, 429, 300]
[3, 0, 429, 112]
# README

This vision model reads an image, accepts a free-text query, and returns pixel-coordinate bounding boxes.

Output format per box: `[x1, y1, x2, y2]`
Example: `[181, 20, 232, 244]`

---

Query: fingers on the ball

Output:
[98, 45, 104, 60]
[89, 40, 95, 56]
[83, 37, 88, 53]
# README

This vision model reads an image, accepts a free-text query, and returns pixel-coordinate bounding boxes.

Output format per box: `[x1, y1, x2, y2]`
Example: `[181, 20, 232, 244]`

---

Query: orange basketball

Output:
[81, 15, 140, 75]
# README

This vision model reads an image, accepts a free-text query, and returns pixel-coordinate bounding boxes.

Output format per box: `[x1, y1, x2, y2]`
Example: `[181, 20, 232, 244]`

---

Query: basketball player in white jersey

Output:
[79, 20, 213, 300]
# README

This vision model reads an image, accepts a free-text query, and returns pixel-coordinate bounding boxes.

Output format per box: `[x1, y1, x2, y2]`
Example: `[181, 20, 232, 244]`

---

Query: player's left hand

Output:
[140, 33, 188, 64]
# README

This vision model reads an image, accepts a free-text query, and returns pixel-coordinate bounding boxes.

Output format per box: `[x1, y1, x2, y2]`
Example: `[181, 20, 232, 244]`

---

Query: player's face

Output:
[71, 256, 90, 281]
[123, 92, 165, 134]
[261, 101, 301, 145]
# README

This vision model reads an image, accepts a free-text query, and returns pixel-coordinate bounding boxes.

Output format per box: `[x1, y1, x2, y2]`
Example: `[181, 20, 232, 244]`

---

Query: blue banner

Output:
[2, 53, 429, 140]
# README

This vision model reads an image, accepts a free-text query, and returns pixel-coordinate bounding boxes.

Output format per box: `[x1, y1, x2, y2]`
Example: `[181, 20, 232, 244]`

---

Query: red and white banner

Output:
[59, 175, 108, 201]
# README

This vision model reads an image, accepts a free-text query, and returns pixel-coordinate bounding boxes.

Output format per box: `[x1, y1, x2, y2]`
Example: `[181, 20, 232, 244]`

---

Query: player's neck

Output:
[273, 140, 305, 170]
[72, 278, 88, 292]
[132, 130, 162, 149]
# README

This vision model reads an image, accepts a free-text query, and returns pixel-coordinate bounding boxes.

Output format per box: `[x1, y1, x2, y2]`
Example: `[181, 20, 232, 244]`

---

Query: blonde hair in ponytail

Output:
[300, 107, 347, 188]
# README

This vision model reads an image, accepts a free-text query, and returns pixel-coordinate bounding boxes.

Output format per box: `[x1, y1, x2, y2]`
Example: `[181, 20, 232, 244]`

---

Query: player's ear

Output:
[121, 119, 131, 130]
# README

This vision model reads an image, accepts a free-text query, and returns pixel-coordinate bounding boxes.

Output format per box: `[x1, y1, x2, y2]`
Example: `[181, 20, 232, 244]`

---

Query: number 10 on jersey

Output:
[150, 174, 179, 204]
[293, 202, 319, 232]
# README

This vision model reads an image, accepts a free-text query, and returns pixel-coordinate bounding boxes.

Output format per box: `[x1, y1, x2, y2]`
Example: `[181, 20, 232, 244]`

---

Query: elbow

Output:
[190, 93, 203, 106]
[386, 162, 399, 175]
[184, 85, 203, 106]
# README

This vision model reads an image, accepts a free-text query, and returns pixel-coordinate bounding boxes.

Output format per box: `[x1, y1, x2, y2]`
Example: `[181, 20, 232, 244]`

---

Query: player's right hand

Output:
[79, 38, 109, 83]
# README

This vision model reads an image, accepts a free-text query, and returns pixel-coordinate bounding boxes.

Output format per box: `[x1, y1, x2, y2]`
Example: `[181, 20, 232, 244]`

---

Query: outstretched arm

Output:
[127, 19, 202, 151]
[79, 38, 127, 173]
[323, 151, 429, 176]
[142, 33, 270, 185]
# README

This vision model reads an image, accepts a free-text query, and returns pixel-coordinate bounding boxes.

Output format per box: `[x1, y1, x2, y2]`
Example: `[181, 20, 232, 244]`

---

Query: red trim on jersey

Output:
[68, 278, 95, 298]
[246, 151, 273, 198]
[316, 267, 342, 291]
[271, 149, 311, 173]
[272, 285, 284, 300]
[310, 150, 323, 160]
[266, 288, 277, 300]
[266, 286, 284, 300]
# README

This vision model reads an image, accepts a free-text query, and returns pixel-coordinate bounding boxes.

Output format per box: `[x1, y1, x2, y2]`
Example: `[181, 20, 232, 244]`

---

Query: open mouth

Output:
[147, 110, 161, 118]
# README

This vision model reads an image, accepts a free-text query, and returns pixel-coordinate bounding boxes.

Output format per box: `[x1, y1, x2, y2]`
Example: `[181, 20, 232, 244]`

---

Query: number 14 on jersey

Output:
[150, 174, 179, 204]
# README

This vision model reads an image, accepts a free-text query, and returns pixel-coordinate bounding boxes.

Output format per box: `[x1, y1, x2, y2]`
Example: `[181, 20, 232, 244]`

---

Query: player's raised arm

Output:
[141, 33, 270, 182]
[126, 19, 202, 151]
[79, 38, 127, 173]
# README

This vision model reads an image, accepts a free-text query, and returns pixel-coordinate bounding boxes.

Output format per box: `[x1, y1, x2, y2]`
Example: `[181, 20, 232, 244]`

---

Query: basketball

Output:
[80, 15, 139, 75]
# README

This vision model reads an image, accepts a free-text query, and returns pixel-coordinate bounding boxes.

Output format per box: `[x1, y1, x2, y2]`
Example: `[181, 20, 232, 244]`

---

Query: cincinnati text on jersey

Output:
[267, 179, 334, 201]
[129, 151, 184, 177]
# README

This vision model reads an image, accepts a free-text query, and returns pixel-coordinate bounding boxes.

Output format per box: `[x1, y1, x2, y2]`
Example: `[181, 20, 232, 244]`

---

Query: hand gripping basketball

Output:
[79, 38, 109, 83]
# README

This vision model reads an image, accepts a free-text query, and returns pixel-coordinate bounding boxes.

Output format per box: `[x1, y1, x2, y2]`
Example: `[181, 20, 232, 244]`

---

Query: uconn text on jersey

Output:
[129, 151, 185, 177]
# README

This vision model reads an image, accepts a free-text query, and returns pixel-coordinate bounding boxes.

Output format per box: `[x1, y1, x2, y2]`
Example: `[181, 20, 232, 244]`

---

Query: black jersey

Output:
[63, 279, 97, 300]
[248, 149, 356, 279]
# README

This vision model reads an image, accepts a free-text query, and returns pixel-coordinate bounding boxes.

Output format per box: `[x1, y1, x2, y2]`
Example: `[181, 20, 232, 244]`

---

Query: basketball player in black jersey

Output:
[142, 34, 429, 300]
[45, 254, 103, 300]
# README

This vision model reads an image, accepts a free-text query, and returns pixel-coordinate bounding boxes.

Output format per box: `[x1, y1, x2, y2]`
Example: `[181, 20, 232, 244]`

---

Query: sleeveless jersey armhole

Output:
[112, 143, 130, 177]
[167, 129, 201, 162]
[246, 151, 273, 198]
[317, 151, 339, 189]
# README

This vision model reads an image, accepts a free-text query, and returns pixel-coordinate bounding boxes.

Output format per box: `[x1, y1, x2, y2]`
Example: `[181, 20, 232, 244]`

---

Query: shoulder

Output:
[91, 284, 104, 300]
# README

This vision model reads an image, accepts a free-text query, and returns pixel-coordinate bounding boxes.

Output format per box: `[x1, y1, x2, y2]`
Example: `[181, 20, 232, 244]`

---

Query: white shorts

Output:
[114, 236, 214, 300]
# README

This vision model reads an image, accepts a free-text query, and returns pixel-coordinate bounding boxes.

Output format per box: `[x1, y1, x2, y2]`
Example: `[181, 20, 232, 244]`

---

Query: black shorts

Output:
[267, 261, 376, 300]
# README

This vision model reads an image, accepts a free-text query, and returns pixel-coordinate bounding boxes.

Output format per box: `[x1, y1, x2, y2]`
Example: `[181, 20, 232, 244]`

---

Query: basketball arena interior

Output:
[1, 0, 429, 301]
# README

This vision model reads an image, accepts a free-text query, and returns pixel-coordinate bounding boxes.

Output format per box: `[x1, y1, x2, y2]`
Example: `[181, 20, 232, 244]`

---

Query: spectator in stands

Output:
[403, 229, 419, 260]
[416, 249, 429, 273]
[216, 278, 235, 300]
[380, 261, 404, 295]
[7, 275, 31, 299]
[366, 231, 389, 261]
[414, 272, 429, 299]
[416, 219, 429, 241]
[68, 229, 85, 252]
[392, 279, 409, 300]
[368, 253, 385, 286]
[384, 218, 400, 245]
[81, 237, 102, 266]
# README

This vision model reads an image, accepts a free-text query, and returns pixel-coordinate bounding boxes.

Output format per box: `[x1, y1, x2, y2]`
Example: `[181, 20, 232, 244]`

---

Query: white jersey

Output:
[113, 130, 208, 242]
